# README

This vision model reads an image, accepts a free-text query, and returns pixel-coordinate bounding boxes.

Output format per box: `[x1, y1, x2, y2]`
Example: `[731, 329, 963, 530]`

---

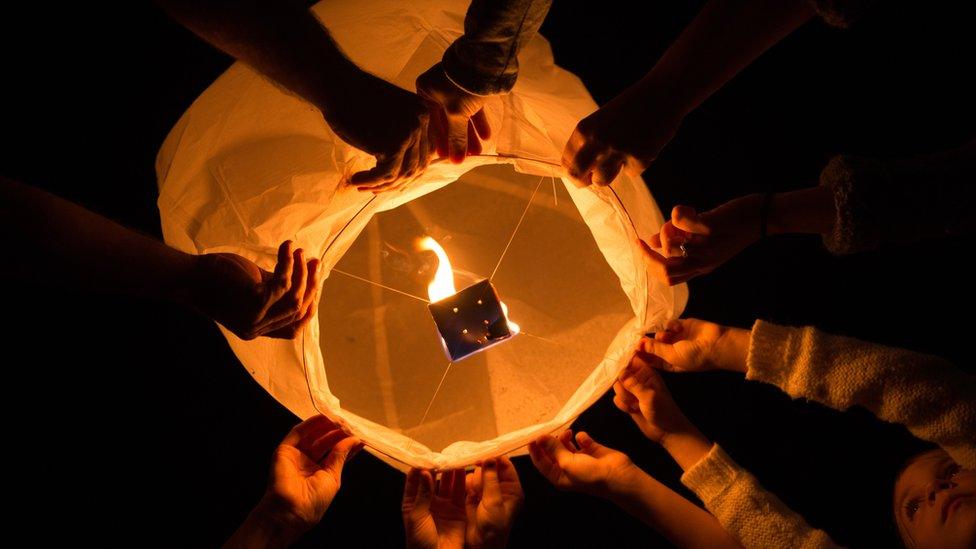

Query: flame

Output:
[418, 236, 457, 302]
[419, 235, 519, 334]
[500, 301, 520, 334]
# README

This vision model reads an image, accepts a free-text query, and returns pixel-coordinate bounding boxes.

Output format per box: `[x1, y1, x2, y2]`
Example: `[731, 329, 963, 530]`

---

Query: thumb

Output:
[671, 205, 710, 235]
[350, 152, 403, 187]
[574, 431, 612, 457]
[321, 437, 361, 478]
[404, 469, 434, 518]
[640, 337, 680, 371]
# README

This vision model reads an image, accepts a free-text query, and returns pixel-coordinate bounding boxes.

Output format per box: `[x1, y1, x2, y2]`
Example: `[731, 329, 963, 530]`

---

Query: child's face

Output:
[894, 449, 975, 548]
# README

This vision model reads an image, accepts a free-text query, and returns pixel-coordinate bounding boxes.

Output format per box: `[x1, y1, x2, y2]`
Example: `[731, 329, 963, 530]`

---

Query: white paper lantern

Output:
[157, 0, 686, 470]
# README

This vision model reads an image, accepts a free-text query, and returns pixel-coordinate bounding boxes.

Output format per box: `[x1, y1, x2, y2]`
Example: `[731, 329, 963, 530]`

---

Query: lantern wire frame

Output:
[299, 154, 643, 469]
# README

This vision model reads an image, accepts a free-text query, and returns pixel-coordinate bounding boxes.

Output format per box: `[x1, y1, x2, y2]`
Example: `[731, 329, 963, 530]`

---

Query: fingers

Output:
[466, 120, 482, 156]
[269, 240, 296, 302]
[558, 429, 577, 452]
[591, 153, 625, 187]
[308, 429, 348, 461]
[418, 121, 432, 174]
[350, 146, 407, 188]
[269, 258, 321, 337]
[288, 247, 308, 312]
[438, 469, 466, 507]
[403, 468, 434, 517]
[447, 113, 469, 163]
[398, 139, 420, 184]
[301, 258, 321, 317]
[481, 458, 501, 503]
[355, 125, 433, 194]
[496, 456, 523, 497]
[428, 103, 450, 158]
[619, 359, 662, 402]
[575, 431, 611, 457]
[639, 337, 679, 370]
[671, 205, 710, 235]
[528, 436, 563, 485]
[659, 222, 690, 258]
[403, 468, 419, 505]
[319, 436, 363, 480]
[637, 238, 704, 286]
[471, 108, 491, 140]
[416, 65, 487, 163]
[285, 414, 341, 448]
[612, 381, 640, 414]
[436, 468, 452, 499]
[655, 319, 685, 344]
[466, 466, 483, 506]
[562, 132, 601, 188]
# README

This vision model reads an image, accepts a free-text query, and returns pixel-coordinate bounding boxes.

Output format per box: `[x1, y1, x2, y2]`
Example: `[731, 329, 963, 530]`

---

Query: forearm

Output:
[155, 0, 354, 114]
[443, 0, 552, 95]
[681, 444, 840, 548]
[609, 466, 741, 549]
[661, 426, 714, 473]
[747, 320, 976, 468]
[638, 0, 814, 118]
[766, 186, 835, 236]
[0, 176, 197, 303]
[712, 326, 751, 374]
[818, 144, 976, 254]
[225, 499, 305, 549]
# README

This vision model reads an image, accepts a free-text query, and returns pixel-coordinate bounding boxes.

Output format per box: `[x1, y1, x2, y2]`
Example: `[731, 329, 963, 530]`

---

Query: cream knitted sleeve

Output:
[747, 320, 976, 468]
[682, 444, 841, 548]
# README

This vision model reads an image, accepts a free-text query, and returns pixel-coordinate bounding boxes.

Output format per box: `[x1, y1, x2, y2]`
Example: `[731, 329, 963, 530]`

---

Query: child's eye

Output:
[905, 497, 922, 519]
[945, 464, 961, 481]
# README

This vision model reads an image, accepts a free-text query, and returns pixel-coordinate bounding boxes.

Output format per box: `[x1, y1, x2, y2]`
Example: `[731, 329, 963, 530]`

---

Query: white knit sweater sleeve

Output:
[681, 444, 841, 549]
[746, 320, 976, 468]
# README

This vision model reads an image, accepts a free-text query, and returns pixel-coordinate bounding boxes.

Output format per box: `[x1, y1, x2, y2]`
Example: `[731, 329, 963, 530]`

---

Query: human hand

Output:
[233, 415, 362, 546]
[465, 457, 523, 549]
[562, 81, 684, 187]
[188, 240, 321, 340]
[639, 194, 763, 285]
[416, 63, 491, 163]
[323, 67, 433, 193]
[614, 355, 713, 470]
[613, 354, 698, 445]
[638, 318, 749, 374]
[402, 468, 467, 549]
[528, 430, 636, 499]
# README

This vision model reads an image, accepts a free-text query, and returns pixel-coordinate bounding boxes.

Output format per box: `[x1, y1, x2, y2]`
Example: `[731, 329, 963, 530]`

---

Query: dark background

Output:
[2, 0, 974, 546]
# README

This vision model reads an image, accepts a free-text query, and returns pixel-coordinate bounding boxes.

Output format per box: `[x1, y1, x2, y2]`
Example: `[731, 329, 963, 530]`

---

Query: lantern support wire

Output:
[330, 268, 430, 303]
[488, 175, 546, 281]
[300, 153, 645, 463]
[418, 361, 454, 426]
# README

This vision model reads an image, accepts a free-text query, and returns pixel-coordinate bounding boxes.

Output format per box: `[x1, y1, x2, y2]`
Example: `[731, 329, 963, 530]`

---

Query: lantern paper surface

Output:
[156, 0, 687, 470]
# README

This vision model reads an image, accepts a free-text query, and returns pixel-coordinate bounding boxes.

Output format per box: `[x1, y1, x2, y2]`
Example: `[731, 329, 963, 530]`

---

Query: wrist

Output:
[604, 462, 645, 501]
[709, 326, 749, 374]
[163, 249, 203, 308]
[766, 186, 834, 236]
[227, 497, 306, 549]
[309, 56, 363, 118]
[660, 427, 712, 472]
[627, 75, 690, 126]
[638, 65, 697, 121]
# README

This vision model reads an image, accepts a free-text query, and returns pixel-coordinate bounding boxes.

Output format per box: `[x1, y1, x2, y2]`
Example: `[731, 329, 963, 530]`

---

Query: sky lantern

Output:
[156, 0, 686, 470]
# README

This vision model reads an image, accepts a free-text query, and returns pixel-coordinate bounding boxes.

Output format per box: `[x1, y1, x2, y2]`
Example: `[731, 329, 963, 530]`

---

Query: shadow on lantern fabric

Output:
[156, 0, 687, 470]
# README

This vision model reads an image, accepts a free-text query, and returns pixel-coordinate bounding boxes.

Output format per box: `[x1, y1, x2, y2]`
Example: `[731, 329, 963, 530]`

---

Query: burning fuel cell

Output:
[418, 236, 519, 362]
[428, 279, 516, 361]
